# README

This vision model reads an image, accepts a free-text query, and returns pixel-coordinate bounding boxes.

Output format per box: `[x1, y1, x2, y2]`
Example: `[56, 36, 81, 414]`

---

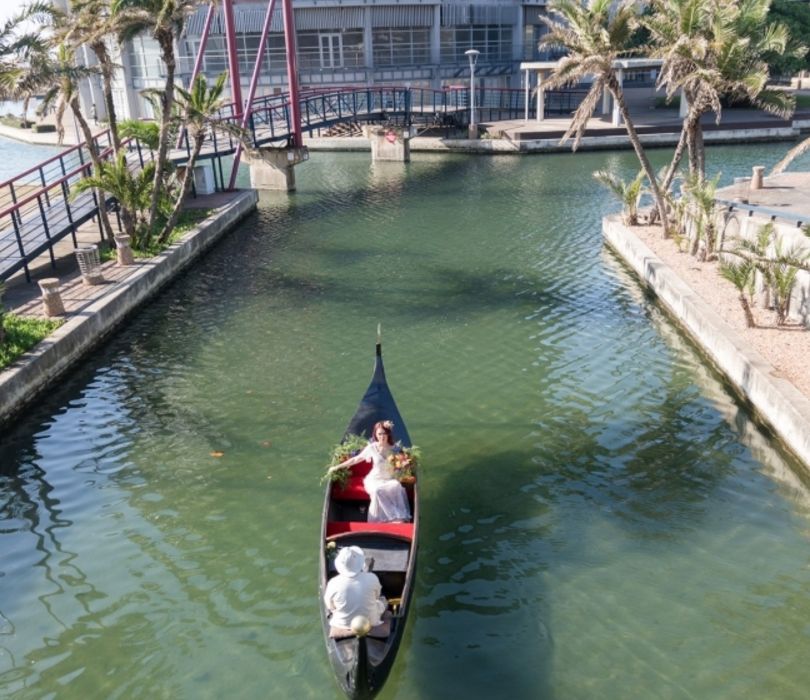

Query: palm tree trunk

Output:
[739, 293, 756, 328]
[695, 124, 706, 181]
[610, 82, 669, 235]
[91, 40, 121, 153]
[147, 30, 177, 233]
[70, 97, 116, 243]
[157, 131, 205, 244]
[771, 136, 810, 175]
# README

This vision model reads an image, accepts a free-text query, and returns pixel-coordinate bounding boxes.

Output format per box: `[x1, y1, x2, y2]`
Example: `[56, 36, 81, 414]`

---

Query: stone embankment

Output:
[603, 214, 810, 471]
[0, 189, 258, 427]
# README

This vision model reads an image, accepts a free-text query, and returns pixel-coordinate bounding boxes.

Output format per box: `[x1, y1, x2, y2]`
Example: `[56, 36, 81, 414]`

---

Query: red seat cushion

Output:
[326, 521, 414, 540]
[331, 460, 372, 501]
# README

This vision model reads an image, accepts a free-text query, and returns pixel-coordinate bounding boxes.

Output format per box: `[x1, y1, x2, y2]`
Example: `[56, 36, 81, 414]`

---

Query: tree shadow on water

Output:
[393, 448, 556, 700]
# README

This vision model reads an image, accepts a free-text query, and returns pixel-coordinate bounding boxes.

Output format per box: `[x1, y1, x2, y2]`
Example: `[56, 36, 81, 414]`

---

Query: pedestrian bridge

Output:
[0, 85, 584, 284]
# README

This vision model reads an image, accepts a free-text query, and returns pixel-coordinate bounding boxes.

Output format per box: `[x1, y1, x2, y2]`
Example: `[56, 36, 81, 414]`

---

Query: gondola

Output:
[319, 338, 419, 699]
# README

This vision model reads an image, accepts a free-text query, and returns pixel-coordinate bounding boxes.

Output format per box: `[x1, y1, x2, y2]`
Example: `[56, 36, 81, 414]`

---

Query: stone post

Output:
[38, 278, 65, 317]
[751, 166, 765, 190]
[115, 235, 135, 266]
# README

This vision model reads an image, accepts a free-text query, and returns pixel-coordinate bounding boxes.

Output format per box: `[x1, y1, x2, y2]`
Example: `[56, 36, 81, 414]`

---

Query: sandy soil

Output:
[630, 224, 810, 401]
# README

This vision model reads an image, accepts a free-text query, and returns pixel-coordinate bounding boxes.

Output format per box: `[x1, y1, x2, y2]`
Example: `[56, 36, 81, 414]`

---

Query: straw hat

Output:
[335, 546, 365, 577]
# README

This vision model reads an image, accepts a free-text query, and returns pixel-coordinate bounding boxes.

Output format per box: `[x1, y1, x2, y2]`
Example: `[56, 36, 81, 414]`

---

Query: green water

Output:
[2, 144, 810, 699]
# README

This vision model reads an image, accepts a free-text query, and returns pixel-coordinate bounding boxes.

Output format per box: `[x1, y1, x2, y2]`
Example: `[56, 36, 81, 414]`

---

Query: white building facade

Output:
[116, 0, 560, 119]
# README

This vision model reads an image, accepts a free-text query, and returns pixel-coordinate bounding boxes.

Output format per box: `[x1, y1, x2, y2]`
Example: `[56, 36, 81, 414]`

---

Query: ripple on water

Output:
[3, 145, 810, 699]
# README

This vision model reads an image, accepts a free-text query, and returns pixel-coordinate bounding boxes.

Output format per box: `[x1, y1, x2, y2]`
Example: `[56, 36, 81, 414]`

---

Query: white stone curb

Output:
[603, 214, 810, 470]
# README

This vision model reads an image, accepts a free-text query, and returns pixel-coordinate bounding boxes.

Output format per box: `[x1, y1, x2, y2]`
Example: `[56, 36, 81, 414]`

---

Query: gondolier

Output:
[324, 546, 387, 631]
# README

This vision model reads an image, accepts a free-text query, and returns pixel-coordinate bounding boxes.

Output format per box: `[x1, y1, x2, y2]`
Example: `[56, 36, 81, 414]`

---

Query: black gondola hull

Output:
[319, 342, 419, 699]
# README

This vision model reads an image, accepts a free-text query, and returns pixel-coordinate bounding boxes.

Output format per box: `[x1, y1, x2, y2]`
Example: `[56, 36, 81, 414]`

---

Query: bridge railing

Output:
[0, 135, 145, 282]
[0, 130, 114, 215]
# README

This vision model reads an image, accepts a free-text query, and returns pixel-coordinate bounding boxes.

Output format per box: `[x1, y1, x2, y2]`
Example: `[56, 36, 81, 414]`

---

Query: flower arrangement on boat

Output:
[388, 443, 420, 483]
[322, 433, 367, 486]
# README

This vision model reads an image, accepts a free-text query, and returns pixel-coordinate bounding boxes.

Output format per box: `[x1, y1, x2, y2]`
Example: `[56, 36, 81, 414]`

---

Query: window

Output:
[128, 36, 165, 81]
[297, 30, 364, 70]
[372, 28, 430, 67]
[440, 24, 513, 63]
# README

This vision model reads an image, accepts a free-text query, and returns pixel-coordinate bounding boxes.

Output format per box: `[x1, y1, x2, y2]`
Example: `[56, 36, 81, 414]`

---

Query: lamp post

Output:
[465, 48, 480, 139]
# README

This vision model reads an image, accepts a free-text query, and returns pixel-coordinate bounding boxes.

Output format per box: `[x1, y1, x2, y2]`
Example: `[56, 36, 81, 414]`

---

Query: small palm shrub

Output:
[593, 169, 646, 225]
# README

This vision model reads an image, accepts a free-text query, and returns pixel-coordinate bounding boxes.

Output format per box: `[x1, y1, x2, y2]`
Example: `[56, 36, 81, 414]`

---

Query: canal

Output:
[2, 143, 810, 699]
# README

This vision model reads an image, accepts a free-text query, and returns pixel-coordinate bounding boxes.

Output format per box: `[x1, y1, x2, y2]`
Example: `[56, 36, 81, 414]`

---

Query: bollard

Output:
[115, 235, 135, 266]
[750, 166, 765, 190]
[74, 244, 105, 285]
[38, 278, 65, 317]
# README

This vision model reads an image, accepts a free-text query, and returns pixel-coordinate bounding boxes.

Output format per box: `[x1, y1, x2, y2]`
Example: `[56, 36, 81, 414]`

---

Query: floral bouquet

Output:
[321, 433, 367, 487]
[388, 443, 420, 482]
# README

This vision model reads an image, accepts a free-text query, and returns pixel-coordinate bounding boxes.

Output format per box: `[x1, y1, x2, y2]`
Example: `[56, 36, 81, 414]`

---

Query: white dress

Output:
[358, 441, 412, 523]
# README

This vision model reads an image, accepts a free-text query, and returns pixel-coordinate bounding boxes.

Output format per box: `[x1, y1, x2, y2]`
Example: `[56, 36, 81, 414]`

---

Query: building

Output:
[114, 0, 559, 120]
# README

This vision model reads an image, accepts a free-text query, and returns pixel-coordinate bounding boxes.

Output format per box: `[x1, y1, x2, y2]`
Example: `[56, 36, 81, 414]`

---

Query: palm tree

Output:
[37, 43, 117, 242]
[771, 136, 810, 175]
[111, 0, 201, 233]
[0, 1, 55, 97]
[62, 0, 125, 154]
[719, 258, 756, 327]
[157, 71, 236, 244]
[593, 169, 645, 225]
[539, 0, 670, 233]
[681, 172, 720, 258]
[72, 151, 156, 247]
[647, 0, 800, 188]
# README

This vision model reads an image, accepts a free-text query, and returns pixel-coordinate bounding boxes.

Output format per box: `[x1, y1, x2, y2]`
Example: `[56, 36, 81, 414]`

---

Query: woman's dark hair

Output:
[371, 421, 393, 444]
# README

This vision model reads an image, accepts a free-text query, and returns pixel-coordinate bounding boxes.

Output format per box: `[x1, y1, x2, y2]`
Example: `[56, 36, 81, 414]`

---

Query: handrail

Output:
[0, 137, 131, 219]
[715, 197, 808, 227]
[0, 128, 111, 188]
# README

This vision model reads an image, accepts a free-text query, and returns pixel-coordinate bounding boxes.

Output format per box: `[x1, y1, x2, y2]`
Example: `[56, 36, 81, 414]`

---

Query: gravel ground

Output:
[630, 224, 810, 400]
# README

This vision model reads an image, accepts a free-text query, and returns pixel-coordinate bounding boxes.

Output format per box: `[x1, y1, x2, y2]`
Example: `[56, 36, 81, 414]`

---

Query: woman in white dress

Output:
[329, 420, 412, 523]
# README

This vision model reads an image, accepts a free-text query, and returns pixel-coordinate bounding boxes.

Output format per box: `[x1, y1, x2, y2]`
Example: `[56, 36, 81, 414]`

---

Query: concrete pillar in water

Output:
[247, 147, 309, 191]
[364, 126, 411, 163]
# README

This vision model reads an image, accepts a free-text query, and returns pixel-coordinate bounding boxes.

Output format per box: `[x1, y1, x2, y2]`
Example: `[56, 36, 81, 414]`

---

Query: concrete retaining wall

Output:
[303, 126, 797, 155]
[603, 214, 810, 471]
[0, 189, 259, 427]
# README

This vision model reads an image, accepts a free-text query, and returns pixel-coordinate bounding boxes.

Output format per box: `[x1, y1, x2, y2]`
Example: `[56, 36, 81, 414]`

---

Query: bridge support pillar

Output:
[247, 146, 309, 191]
[364, 126, 411, 163]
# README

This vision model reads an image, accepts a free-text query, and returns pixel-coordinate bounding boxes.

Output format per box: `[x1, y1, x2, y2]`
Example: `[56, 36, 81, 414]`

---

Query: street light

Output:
[465, 49, 480, 139]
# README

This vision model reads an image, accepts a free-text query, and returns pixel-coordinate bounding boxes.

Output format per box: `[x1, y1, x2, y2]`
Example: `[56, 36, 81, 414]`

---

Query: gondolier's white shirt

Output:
[324, 572, 386, 628]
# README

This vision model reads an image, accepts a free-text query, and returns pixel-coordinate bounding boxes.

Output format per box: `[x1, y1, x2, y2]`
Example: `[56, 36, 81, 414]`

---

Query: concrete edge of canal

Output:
[303, 126, 797, 154]
[0, 188, 259, 428]
[603, 214, 810, 471]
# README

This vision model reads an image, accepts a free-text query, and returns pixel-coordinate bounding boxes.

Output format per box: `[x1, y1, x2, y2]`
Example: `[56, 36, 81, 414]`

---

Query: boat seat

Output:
[328, 617, 391, 640]
[326, 521, 413, 540]
[331, 460, 372, 501]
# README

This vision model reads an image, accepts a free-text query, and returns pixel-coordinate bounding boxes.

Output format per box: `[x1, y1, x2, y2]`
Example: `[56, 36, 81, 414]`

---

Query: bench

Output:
[326, 521, 414, 540]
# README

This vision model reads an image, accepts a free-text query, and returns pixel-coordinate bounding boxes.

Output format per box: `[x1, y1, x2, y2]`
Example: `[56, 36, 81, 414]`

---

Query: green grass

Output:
[133, 208, 213, 258]
[0, 314, 62, 370]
